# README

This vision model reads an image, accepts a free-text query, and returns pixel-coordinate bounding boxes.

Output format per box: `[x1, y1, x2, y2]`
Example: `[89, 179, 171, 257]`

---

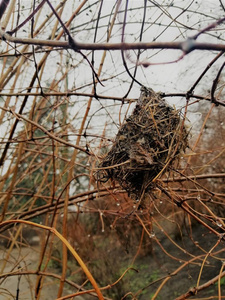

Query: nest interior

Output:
[97, 87, 188, 199]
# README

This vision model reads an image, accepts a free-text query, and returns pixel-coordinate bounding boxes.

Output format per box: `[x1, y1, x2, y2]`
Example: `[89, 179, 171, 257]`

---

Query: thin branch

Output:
[187, 51, 224, 96]
[45, 0, 102, 85]
[7, 0, 46, 35]
[192, 16, 225, 40]
[0, 107, 91, 155]
[1, 91, 225, 106]
[219, 0, 225, 12]
[165, 173, 225, 182]
[120, 0, 143, 90]
[211, 60, 225, 103]
[0, 91, 134, 101]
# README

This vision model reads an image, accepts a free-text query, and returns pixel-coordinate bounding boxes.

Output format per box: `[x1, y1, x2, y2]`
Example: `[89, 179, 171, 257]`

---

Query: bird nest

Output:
[97, 87, 188, 199]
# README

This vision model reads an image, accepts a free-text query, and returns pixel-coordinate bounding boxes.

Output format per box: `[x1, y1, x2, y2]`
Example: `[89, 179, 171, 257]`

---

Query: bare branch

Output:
[1, 27, 225, 52]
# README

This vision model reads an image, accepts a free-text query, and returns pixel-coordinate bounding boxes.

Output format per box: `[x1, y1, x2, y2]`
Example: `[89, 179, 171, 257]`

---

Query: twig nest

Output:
[97, 87, 188, 199]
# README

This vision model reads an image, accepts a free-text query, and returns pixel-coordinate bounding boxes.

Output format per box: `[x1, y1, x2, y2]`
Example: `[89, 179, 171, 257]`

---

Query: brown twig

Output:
[176, 270, 225, 300]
